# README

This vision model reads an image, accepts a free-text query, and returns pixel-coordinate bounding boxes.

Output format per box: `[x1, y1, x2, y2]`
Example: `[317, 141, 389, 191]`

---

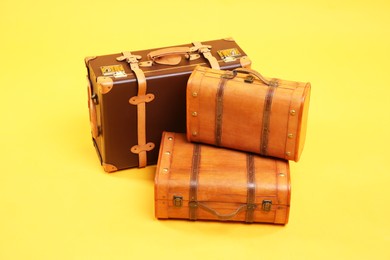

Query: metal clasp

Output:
[262, 200, 272, 212]
[221, 71, 237, 79]
[173, 196, 183, 207]
[244, 75, 254, 83]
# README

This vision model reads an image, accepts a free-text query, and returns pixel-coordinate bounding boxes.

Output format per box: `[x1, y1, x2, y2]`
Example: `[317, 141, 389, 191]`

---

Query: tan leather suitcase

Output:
[85, 38, 251, 172]
[186, 66, 311, 162]
[155, 132, 290, 224]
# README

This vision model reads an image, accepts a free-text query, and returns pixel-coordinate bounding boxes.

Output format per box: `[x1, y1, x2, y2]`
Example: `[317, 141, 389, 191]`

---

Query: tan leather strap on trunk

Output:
[189, 145, 257, 222]
[116, 51, 155, 168]
[192, 42, 220, 69]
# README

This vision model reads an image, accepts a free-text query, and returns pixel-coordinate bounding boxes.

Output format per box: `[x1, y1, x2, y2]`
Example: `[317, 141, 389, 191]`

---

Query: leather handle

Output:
[192, 201, 253, 220]
[232, 68, 276, 86]
[148, 47, 202, 65]
[148, 47, 192, 60]
[87, 80, 99, 139]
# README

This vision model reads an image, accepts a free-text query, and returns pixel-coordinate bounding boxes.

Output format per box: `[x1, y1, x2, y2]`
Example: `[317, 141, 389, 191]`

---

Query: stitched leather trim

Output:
[260, 81, 278, 155]
[215, 77, 227, 146]
[189, 144, 201, 220]
[246, 154, 256, 223]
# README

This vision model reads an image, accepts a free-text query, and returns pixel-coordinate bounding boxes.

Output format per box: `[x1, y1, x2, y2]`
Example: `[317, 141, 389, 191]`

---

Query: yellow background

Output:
[1, 0, 389, 259]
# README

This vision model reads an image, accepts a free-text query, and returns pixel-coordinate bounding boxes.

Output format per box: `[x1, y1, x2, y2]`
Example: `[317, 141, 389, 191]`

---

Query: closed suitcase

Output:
[155, 132, 290, 224]
[85, 38, 251, 172]
[186, 66, 311, 162]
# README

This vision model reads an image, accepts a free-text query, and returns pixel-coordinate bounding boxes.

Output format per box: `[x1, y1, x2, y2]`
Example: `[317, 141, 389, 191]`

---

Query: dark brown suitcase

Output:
[155, 132, 291, 224]
[85, 38, 251, 172]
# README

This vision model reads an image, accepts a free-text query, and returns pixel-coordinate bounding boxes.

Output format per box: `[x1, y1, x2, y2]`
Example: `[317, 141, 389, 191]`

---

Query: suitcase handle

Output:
[192, 201, 253, 220]
[87, 79, 99, 139]
[232, 68, 277, 87]
[148, 47, 200, 65]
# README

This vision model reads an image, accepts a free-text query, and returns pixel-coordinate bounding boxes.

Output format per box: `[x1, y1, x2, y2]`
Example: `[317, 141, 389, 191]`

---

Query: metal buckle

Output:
[221, 71, 237, 79]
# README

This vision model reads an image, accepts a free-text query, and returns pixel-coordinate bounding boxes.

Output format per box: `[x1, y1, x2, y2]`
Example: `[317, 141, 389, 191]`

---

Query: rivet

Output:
[192, 131, 198, 136]
[168, 137, 173, 141]
[192, 92, 198, 97]
[162, 168, 169, 173]
[164, 151, 171, 155]
[279, 173, 285, 177]
[290, 109, 296, 116]
[286, 151, 291, 156]
[288, 133, 294, 139]
[192, 111, 198, 117]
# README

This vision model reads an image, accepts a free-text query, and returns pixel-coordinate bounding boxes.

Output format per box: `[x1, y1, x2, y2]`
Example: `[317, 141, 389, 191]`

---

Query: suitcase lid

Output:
[85, 38, 251, 83]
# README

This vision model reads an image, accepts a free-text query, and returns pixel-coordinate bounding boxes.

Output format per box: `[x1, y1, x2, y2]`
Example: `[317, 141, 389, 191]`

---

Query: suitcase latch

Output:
[173, 195, 183, 207]
[244, 75, 254, 83]
[100, 65, 127, 78]
[217, 48, 242, 62]
[262, 200, 272, 212]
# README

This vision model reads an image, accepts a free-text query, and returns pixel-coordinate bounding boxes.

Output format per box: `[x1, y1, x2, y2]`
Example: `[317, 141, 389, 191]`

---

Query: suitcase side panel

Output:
[155, 132, 290, 224]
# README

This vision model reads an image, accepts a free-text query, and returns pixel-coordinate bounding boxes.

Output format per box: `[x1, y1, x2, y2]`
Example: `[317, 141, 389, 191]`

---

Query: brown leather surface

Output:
[187, 66, 311, 162]
[155, 132, 290, 224]
[86, 38, 248, 171]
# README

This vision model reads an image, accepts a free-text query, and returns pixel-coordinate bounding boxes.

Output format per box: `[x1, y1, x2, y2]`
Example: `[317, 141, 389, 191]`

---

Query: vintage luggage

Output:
[155, 132, 291, 224]
[186, 66, 311, 162]
[85, 38, 251, 172]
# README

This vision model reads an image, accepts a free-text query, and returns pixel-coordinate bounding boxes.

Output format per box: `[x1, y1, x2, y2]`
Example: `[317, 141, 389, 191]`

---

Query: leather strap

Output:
[215, 77, 227, 146]
[260, 83, 277, 155]
[189, 144, 201, 220]
[188, 143, 257, 222]
[192, 42, 220, 69]
[116, 51, 154, 168]
[245, 154, 256, 223]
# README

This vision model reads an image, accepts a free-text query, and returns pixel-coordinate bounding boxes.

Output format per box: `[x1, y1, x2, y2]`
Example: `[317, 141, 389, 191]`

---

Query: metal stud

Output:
[285, 151, 291, 157]
[192, 92, 198, 97]
[279, 173, 286, 177]
[288, 133, 294, 139]
[162, 168, 169, 173]
[192, 131, 198, 136]
[192, 111, 198, 117]
[290, 109, 296, 116]
[168, 137, 173, 141]
[164, 151, 171, 155]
